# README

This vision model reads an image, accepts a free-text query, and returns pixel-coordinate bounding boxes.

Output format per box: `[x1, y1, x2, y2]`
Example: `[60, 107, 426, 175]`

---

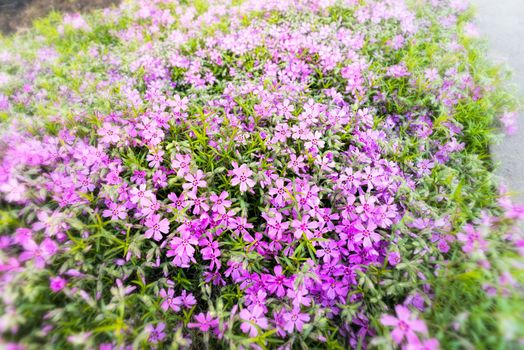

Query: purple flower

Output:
[144, 214, 170, 241]
[146, 323, 166, 344]
[19, 238, 58, 269]
[167, 231, 198, 267]
[210, 191, 232, 214]
[354, 221, 381, 248]
[102, 202, 127, 221]
[183, 170, 207, 192]
[49, 276, 67, 292]
[188, 312, 219, 333]
[282, 308, 310, 334]
[98, 122, 120, 144]
[380, 305, 428, 344]
[239, 305, 268, 337]
[388, 252, 401, 266]
[230, 163, 255, 192]
[159, 288, 182, 312]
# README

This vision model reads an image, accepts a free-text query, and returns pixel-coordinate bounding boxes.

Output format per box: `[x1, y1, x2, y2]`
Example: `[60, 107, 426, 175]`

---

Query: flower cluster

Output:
[0, 0, 522, 349]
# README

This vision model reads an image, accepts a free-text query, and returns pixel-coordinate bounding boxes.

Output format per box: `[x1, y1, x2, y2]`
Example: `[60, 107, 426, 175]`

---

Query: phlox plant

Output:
[0, 0, 523, 349]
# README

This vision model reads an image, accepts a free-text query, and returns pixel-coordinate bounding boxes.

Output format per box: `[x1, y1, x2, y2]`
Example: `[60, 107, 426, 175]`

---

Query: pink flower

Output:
[159, 288, 182, 312]
[169, 94, 189, 113]
[268, 179, 289, 206]
[457, 224, 488, 254]
[229, 217, 253, 237]
[230, 163, 255, 192]
[146, 323, 166, 344]
[380, 305, 428, 344]
[130, 184, 154, 204]
[179, 289, 197, 308]
[172, 153, 191, 177]
[265, 212, 289, 240]
[355, 195, 377, 221]
[168, 192, 188, 211]
[264, 265, 293, 297]
[144, 214, 170, 241]
[239, 305, 268, 337]
[186, 191, 209, 214]
[49, 276, 67, 292]
[500, 111, 517, 135]
[282, 308, 310, 333]
[167, 231, 198, 267]
[188, 312, 219, 332]
[147, 150, 164, 168]
[388, 252, 401, 266]
[287, 153, 306, 174]
[291, 215, 318, 240]
[98, 122, 120, 144]
[102, 202, 127, 221]
[19, 238, 58, 269]
[354, 221, 381, 248]
[183, 170, 207, 192]
[272, 123, 291, 143]
[210, 191, 232, 214]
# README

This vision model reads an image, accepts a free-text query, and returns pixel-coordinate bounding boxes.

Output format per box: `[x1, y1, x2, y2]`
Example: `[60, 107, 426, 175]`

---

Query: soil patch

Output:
[0, 0, 120, 34]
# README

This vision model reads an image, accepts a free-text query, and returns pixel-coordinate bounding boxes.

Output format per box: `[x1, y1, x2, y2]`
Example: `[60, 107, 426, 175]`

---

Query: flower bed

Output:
[0, 0, 523, 349]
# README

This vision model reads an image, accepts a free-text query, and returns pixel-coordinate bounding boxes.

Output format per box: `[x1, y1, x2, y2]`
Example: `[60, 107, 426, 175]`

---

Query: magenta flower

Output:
[129, 184, 153, 204]
[188, 312, 219, 332]
[167, 231, 198, 267]
[287, 153, 306, 174]
[98, 122, 120, 144]
[239, 305, 268, 337]
[264, 265, 293, 297]
[49, 276, 67, 292]
[354, 221, 381, 248]
[19, 238, 58, 269]
[172, 153, 191, 177]
[168, 192, 188, 211]
[144, 214, 170, 241]
[102, 202, 127, 221]
[265, 212, 290, 240]
[291, 215, 319, 240]
[380, 305, 428, 344]
[183, 170, 207, 192]
[145, 323, 166, 344]
[268, 179, 289, 206]
[146, 150, 164, 168]
[159, 288, 182, 312]
[283, 308, 310, 333]
[210, 191, 232, 214]
[230, 163, 255, 192]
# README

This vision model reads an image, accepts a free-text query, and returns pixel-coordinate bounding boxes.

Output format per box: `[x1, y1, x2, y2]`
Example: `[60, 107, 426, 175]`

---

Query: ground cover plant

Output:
[0, 0, 523, 349]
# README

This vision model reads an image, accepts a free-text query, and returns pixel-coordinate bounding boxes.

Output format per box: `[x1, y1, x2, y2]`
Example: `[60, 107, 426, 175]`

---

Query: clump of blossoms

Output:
[0, 0, 523, 349]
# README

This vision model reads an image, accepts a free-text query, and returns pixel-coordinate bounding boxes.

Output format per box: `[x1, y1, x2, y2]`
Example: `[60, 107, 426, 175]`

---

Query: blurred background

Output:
[474, 0, 524, 203]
